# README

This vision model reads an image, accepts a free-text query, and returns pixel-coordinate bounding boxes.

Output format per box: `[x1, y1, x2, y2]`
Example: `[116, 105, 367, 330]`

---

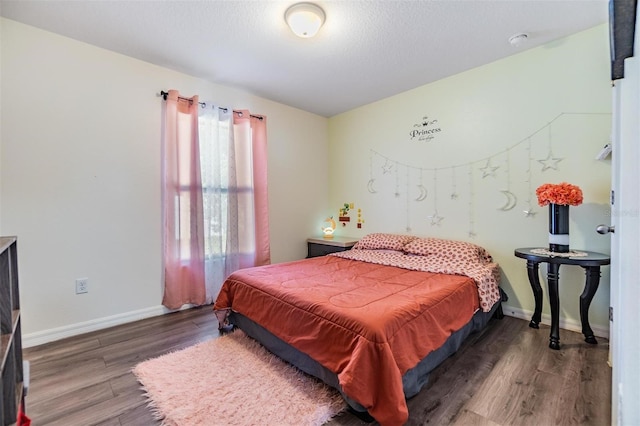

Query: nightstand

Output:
[307, 236, 359, 258]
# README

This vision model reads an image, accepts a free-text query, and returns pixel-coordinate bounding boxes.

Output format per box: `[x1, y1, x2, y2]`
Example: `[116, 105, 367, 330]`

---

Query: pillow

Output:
[403, 237, 492, 264]
[353, 233, 417, 251]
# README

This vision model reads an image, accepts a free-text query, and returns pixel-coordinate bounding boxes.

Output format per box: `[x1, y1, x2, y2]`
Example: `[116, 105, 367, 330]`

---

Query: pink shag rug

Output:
[133, 330, 346, 426]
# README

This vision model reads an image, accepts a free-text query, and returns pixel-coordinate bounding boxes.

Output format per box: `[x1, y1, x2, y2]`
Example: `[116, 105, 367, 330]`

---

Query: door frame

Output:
[610, 54, 640, 426]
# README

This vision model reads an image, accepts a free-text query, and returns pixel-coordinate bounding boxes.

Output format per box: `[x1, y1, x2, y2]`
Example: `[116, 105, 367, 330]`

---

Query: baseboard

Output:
[502, 303, 609, 339]
[24, 302, 609, 348]
[22, 304, 193, 348]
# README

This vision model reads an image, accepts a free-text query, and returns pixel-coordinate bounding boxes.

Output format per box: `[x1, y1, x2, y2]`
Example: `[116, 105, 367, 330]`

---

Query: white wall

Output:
[0, 18, 329, 344]
[328, 25, 612, 335]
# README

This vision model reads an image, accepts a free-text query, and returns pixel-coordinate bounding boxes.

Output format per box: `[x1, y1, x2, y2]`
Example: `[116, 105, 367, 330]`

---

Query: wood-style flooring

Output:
[23, 306, 611, 425]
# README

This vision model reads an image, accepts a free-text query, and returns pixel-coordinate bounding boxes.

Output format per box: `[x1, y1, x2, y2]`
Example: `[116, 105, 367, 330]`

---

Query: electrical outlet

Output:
[75, 278, 88, 294]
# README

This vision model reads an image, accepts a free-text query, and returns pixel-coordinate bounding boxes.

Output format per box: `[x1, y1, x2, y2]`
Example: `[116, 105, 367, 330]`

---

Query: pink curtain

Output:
[162, 90, 206, 309]
[234, 111, 271, 267]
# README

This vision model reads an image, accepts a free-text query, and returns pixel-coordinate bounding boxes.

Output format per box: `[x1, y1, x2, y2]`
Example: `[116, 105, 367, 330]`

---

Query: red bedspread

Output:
[213, 255, 480, 426]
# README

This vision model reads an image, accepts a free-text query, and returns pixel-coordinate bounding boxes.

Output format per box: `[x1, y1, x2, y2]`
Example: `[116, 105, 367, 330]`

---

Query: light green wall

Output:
[328, 25, 612, 335]
[0, 16, 612, 341]
[1, 18, 328, 341]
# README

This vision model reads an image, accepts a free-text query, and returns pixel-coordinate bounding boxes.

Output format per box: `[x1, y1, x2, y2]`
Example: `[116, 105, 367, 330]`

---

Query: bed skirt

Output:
[227, 289, 505, 417]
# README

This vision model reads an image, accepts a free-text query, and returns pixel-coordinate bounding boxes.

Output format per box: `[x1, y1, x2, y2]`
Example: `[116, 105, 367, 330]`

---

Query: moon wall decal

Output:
[415, 185, 427, 201]
[497, 190, 517, 211]
[367, 179, 377, 193]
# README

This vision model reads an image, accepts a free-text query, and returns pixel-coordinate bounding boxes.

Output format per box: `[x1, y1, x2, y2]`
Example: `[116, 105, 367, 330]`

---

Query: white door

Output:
[610, 54, 640, 425]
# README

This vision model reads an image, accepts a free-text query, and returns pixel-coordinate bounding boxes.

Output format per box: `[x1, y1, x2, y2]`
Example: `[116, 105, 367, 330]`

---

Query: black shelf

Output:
[0, 237, 23, 426]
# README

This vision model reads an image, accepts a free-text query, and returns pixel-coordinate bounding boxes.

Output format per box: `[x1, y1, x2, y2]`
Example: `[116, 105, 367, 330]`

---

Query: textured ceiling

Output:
[0, 0, 609, 117]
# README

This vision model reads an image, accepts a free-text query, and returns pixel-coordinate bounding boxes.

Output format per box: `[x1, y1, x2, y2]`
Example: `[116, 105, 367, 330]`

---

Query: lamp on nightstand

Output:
[321, 216, 336, 239]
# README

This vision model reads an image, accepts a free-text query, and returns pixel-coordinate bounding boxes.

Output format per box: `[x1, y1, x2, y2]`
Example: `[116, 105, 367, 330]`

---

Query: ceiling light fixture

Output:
[509, 33, 528, 47]
[285, 2, 325, 38]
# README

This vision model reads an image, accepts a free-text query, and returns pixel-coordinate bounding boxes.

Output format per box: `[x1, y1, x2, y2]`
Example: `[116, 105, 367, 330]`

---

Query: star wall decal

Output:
[523, 207, 537, 217]
[468, 231, 477, 238]
[479, 159, 499, 178]
[450, 192, 459, 200]
[428, 211, 444, 226]
[382, 162, 393, 174]
[538, 151, 563, 171]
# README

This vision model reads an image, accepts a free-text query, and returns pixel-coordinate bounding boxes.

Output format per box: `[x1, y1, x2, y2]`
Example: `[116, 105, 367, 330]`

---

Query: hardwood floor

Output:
[23, 306, 611, 425]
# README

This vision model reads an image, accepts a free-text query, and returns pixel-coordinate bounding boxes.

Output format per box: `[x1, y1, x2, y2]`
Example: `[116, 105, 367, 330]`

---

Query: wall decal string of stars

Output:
[366, 112, 610, 236]
[523, 137, 537, 217]
[428, 169, 443, 226]
[468, 164, 476, 238]
[450, 166, 459, 200]
[497, 149, 517, 211]
[539, 122, 563, 171]
[405, 166, 412, 233]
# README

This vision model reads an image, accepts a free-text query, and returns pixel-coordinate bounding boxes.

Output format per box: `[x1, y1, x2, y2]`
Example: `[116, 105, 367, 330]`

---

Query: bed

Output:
[213, 233, 504, 426]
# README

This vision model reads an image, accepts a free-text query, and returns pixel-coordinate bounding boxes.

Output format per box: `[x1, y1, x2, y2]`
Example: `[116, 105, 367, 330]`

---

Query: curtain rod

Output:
[159, 90, 263, 120]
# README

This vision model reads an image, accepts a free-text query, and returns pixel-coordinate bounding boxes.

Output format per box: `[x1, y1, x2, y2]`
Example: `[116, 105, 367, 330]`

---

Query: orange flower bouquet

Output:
[536, 182, 583, 207]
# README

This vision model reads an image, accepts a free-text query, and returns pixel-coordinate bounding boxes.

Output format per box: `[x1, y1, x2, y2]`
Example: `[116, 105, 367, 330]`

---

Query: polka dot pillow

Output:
[353, 233, 417, 251]
[403, 237, 492, 264]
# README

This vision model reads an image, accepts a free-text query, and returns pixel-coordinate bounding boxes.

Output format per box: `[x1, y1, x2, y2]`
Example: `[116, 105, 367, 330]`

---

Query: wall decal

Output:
[336, 203, 363, 230]
[366, 112, 610, 237]
[498, 190, 518, 211]
[415, 185, 428, 201]
[394, 163, 401, 198]
[339, 203, 353, 225]
[367, 179, 377, 193]
[538, 124, 564, 171]
[479, 159, 499, 178]
[382, 159, 393, 174]
[497, 150, 517, 211]
[367, 152, 377, 193]
[428, 169, 444, 226]
[450, 167, 459, 200]
[405, 167, 412, 233]
[523, 137, 538, 217]
[409, 115, 443, 142]
[538, 152, 563, 171]
[428, 211, 444, 226]
[415, 168, 427, 201]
